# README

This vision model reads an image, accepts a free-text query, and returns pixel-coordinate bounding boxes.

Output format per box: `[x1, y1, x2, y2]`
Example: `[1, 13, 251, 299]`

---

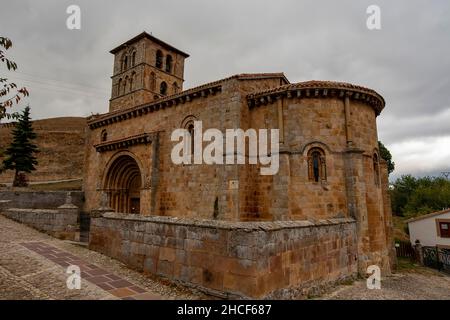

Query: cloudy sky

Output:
[1, 0, 449, 180]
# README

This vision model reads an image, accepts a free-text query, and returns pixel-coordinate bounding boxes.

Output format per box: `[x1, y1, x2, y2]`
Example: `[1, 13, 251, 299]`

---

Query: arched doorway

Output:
[104, 154, 142, 214]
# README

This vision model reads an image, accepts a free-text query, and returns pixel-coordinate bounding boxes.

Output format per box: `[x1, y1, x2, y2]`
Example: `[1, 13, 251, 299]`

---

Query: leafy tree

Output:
[390, 174, 417, 215]
[378, 141, 394, 174]
[0, 36, 29, 120]
[390, 175, 450, 217]
[403, 177, 450, 217]
[2, 106, 38, 186]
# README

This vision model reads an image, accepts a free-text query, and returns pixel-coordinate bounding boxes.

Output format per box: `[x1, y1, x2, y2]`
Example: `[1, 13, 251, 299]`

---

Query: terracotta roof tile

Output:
[247, 80, 386, 114]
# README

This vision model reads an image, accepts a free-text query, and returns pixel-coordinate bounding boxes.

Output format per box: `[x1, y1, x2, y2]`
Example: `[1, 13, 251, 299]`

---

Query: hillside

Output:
[0, 117, 86, 184]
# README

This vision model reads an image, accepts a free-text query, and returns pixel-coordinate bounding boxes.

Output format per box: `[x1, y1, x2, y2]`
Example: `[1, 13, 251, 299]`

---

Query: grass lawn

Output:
[28, 179, 82, 191]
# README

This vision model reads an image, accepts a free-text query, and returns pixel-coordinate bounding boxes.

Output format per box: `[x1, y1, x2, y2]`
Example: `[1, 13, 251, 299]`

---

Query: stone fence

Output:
[0, 191, 82, 241]
[1, 205, 79, 240]
[89, 213, 358, 299]
[0, 190, 84, 209]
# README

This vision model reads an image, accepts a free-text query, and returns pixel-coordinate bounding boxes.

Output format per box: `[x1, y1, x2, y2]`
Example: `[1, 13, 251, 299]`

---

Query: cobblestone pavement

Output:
[0, 215, 204, 300]
[318, 268, 450, 300]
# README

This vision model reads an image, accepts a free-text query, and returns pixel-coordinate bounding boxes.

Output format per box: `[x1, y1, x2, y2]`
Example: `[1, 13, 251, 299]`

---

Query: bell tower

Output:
[109, 32, 189, 112]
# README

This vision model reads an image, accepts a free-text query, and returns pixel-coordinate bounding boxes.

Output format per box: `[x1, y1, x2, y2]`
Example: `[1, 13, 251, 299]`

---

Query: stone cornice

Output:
[93, 132, 157, 153]
[98, 212, 356, 231]
[87, 83, 222, 129]
[247, 80, 385, 115]
[111, 62, 185, 82]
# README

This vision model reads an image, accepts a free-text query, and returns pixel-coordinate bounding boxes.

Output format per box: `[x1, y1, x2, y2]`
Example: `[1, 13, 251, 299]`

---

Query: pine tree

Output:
[2, 106, 38, 186]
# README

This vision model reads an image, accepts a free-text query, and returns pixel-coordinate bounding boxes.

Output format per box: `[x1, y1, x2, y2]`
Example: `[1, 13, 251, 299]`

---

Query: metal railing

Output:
[423, 246, 450, 274]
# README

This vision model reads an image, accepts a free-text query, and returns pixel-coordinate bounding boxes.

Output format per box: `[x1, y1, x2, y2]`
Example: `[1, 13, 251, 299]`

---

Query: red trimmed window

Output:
[439, 222, 450, 238]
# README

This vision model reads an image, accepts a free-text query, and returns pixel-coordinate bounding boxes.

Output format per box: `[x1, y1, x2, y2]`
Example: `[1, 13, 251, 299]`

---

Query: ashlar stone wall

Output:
[1, 206, 79, 241]
[0, 191, 81, 241]
[89, 213, 357, 298]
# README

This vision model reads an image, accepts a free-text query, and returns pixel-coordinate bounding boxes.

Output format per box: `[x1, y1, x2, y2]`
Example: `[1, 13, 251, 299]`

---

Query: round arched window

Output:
[101, 130, 107, 142]
[155, 50, 163, 69]
[307, 147, 327, 182]
[165, 55, 173, 73]
[160, 81, 168, 95]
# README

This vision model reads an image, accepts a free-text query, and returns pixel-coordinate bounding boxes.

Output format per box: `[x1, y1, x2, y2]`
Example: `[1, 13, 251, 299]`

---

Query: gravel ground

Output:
[318, 265, 450, 300]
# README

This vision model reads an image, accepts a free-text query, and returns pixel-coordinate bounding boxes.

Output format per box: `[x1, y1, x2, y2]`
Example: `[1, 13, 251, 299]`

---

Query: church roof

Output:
[110, 31, 190, 57]
[247, 80, 386, 115]
[87, 73, 288, 129]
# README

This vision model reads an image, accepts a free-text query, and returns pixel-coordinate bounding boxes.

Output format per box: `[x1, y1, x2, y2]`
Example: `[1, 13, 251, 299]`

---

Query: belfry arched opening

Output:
[104, 155, 142, 214]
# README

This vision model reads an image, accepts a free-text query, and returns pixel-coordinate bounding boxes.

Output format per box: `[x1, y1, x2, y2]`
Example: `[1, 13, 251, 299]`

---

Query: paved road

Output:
[0, 215, 202, 300]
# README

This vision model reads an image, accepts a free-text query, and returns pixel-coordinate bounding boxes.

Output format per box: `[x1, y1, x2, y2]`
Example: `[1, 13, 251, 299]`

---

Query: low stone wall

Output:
[0, 191, 84, 209]
[1, 206, 79, 241]
[89, 213, 358, 298]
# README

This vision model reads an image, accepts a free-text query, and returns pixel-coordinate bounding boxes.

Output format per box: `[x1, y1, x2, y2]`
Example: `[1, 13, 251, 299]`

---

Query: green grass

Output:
[396, 257, 419, 272]
[28, 179, 82, 191]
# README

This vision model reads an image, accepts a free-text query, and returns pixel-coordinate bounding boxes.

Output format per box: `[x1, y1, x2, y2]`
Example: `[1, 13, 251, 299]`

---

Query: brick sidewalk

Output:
[20, 242, 159, 300]
[0, 215, 202, 300]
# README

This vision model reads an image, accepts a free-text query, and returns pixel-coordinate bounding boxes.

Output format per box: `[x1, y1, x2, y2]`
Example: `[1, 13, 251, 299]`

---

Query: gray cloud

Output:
[1, 0, 449, 179]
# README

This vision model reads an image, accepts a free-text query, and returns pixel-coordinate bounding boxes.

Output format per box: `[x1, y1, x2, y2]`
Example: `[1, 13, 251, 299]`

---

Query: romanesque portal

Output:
[103, 154, 142, 214]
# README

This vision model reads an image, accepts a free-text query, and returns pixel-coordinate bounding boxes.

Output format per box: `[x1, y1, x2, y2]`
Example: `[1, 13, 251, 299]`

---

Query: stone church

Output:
[84, 32, 395, 298]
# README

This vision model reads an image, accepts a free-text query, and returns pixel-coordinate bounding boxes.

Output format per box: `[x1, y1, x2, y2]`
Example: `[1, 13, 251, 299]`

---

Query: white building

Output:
[407, 209, 450, 248]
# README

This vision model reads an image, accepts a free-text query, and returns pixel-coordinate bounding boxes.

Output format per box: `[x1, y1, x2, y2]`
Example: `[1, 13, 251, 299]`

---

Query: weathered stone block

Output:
[157, 260, 174, 278]
[159, 247, 176, 262]
[143, 256, 157, 274]
[179, 265, 202, 284]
